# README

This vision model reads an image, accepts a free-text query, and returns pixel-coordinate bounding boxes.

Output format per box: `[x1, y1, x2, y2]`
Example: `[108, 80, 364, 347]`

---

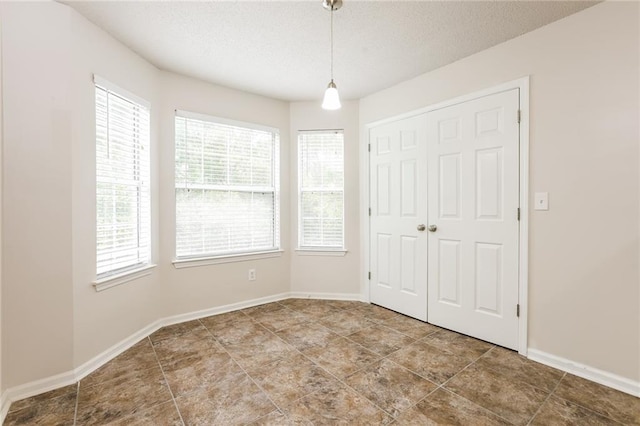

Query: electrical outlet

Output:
[248, 269, 256, 281]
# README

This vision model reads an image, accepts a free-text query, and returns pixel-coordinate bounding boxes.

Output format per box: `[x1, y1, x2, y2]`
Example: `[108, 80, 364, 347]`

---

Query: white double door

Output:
[369, 88, 520, 349]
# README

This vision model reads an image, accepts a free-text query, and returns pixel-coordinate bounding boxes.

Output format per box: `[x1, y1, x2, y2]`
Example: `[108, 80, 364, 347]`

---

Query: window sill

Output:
[93, 264, 156, 292]
[295, 248, 348, 257]
[173, 250, 284, 269]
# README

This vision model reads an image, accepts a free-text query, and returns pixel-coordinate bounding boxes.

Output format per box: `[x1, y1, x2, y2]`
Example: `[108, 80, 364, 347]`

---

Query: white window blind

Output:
[95, 79, 151, 278]
[175, 112, 280, 259]
[298, 130, 344, 249]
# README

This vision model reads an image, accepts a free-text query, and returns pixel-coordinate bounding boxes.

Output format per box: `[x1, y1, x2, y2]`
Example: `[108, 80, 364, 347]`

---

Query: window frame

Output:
[93, 75, 153, 288]
[173, 110, 281, 264]
[297, 129, 346, 253]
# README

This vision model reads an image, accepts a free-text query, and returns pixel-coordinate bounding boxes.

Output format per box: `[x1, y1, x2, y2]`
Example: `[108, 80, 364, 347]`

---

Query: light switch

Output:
[534, 192, 549, 211]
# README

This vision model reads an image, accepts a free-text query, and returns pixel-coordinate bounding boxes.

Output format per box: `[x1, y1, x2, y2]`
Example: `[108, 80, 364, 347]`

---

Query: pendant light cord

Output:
[330, 5, 334, 81]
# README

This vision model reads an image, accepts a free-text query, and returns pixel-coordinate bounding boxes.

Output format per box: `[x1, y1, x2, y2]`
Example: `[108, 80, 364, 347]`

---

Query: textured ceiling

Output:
[63, 1, 597, 102]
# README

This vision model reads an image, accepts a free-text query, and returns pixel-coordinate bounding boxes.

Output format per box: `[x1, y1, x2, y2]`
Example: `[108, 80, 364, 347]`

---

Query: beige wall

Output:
[156, 71, 291, 318]
[1, 2, 75, 388]
[0, 2, 292, 390]
[69, 7, 163, 367]
[359, 1, 640, 381]
[289, 101, 361, 296]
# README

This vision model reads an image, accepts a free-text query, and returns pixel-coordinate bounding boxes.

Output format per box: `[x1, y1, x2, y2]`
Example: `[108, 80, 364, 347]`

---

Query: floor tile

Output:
[379, 315, 441, 339]
[303, 336, 381, 379]
[319, 310, 373, 336]
[347, 324, 415, 356]
[394, 388, 511, 425]
[199, 310, 254, 334]
[161, 351, 244, 397]
[290, 303, 344, 319]
[388, 340, 471, 384]
[82, 338, 159, 388]
[422, 329, 493, 361]
[322, 300, 369, 311]
[149, 319, 206, 344]
[4, 387, 77, 426]
[248, 409, 312, 425]
[76, 366, 173, 424]
[345, 359, 437, 418]
[10, 299, 637, 426]
[7, 383, 77, 413]
[553, 373, 640, 425]
[106, 400, 183, 426]
[250, 306, 309, 332]
[250, 352, 338, 407]
[208, 319, 272, 346]
[282, 384, 392, 425]
[359, 304, 403, 323]
[175, 371, 276, 425]
[278, 298, 316, 310]
[530, 395, 620, 425]
[241, 302, 284, 316]
[476, 347, 564, 392]
[276, 322, 338, 352]
[444, 363, 549, 425]
[223, 332, 297, 372]
[152, 327, 225, 363]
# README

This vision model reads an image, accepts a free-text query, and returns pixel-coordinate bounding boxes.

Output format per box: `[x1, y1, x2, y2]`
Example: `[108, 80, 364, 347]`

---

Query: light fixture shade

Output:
[322, 80, 341, 110]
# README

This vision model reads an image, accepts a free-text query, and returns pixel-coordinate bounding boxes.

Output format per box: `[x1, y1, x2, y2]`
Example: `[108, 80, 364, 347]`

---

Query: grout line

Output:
[73, 381, 79, 426]
[241, 301, 397, 419]
[198, 317, 287, 420]
[148, 335, 186, 426]
[540, 373, 624, 425]
[526, 371, 566, 426]
[274, 304, 445, 420]
[433, 355, 519, 424]
[441, 387, 516, 425]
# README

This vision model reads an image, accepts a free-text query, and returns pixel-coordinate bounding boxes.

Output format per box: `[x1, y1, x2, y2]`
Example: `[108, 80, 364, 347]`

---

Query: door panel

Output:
[369, 115, 427, 321]
[427, 89, 519, 349]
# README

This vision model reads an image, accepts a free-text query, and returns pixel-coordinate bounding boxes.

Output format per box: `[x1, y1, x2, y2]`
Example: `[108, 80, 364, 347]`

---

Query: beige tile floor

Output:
[5, 299, 640, 425]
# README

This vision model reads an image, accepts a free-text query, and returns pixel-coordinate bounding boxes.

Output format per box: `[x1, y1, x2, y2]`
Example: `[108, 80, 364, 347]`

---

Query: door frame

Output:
[361, 77, 530, 355]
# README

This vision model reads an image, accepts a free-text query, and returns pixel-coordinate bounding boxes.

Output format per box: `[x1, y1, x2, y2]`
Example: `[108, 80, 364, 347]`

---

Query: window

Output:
[298, 130, 344, 249]
[175, 111, 280, 259]
[95, 77, 151, 278]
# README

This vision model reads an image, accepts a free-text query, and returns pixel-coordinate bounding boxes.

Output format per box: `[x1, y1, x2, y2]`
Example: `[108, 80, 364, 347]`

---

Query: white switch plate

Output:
[534, 192, 549, 210]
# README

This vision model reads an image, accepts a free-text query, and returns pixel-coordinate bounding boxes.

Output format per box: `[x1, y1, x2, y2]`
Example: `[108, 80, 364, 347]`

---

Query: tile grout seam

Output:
[148, 335, 186, 426]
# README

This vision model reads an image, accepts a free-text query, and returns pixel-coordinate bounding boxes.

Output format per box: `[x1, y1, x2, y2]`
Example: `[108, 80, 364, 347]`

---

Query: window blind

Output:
[175, 112, 280, 258]
[95, 81, 151, 278]
[298, 130, 344, 248]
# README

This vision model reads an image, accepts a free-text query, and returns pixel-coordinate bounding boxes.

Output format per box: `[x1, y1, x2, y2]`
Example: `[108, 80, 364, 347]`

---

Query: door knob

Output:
[417, 224, 426, 232]
[428, 224, 437, 232]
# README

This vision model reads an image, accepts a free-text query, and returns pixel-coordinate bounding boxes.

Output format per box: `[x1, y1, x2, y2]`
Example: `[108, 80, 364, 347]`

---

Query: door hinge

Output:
[368, 143, 371, 152]
[517, 304, 520, 317]
[368, 207, 372, 216]
[368, 272, 371, 280]
[517, 208, 520, 221]
[517, 109, 521, 124]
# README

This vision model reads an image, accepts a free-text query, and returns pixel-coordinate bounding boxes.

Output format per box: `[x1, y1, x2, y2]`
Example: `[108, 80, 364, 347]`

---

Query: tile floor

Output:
[4, 299, 640, 425]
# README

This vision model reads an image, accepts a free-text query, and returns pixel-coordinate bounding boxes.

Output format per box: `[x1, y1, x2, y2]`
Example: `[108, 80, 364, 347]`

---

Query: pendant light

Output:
[322, 0, 342, 110]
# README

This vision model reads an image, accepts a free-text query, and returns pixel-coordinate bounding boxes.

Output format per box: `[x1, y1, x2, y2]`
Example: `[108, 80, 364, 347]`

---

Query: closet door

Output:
[426, 89, 520, 349]
[369, 115, 428, 321]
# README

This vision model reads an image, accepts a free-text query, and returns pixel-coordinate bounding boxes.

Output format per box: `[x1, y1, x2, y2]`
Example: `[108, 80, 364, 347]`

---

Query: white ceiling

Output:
[64, 1, 597, 102]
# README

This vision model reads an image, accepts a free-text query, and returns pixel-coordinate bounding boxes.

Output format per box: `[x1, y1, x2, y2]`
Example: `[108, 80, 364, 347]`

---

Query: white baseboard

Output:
[161, 292, 290, 327]
[1, 389, 10, 425]
[0, 291, 363, 418]
[0, 368, 77, 425]
[74, 320, 163, 382]
[528, 348, 640, 397]
[288, 291, 365, 302]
